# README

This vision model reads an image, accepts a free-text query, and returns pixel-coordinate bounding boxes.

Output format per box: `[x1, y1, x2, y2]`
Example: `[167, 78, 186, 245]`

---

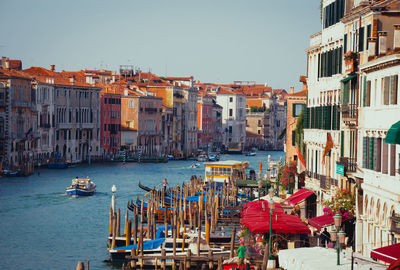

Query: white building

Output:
[303, 0, 345, 217]
[216, 87, 246, 152]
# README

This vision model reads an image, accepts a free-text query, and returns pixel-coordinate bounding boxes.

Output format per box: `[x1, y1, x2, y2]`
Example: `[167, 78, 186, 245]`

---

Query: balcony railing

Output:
[341, 104, 357, 123]
[339, 157, 357, 173]
[320, 175, 330, 190]
[144, 108, 158, 113]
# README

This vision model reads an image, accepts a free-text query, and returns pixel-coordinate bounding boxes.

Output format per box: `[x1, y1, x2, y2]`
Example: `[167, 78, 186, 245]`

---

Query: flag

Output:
[25, 127, 32, 138]
[296, 146, 306, 174]
[322, 133, 334, 164]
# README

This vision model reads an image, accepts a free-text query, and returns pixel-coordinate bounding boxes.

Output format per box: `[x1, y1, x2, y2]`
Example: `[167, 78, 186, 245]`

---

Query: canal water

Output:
[0, 151, 284, 270]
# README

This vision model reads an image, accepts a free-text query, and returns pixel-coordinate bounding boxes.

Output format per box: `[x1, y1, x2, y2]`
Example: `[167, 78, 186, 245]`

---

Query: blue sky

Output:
[0, 0, 321, 90]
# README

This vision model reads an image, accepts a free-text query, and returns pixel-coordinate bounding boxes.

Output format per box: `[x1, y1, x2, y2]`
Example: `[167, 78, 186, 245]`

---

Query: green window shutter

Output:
[369, 137, 375, 170]
[342, 82, 349, 105]
[328, 105, 332, 130]
[363, 137, 368, 168]
[337, 106, 341, 130]
[292, 103, 296, 117]
[340, 131, 344, 157]
[363, 76, 367, 107]
[332, 106, 337, 130]
[359, 27, 365, 52]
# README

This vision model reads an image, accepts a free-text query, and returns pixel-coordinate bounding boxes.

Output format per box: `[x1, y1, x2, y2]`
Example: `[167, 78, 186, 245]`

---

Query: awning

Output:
[340, 75, 356, 83]
[385, 121, 400, 145]
[371, 243, 400, 264]
[308, 214, 350, 231]
[281, 188, 314, 207]
[308, 214, 334, 231]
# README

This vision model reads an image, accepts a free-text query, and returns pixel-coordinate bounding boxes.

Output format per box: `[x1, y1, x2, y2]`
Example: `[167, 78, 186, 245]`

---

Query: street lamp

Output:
[287, 159, 292, 197]
[276, 159, 282, 197]
[331, 214, 346, 265]
[258, 180, 263, 201]
[268, 199, 275, 267]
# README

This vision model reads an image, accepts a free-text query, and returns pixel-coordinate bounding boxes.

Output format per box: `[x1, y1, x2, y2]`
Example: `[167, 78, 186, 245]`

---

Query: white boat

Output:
[189, 163, 200, 168]
[66, 177, 96, 196]
[197, 154, 209, 162]
[245, 152, 256, 156]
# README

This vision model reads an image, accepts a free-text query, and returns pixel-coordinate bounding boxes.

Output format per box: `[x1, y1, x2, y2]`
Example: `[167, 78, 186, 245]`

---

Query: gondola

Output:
[138, 181, 170, 196]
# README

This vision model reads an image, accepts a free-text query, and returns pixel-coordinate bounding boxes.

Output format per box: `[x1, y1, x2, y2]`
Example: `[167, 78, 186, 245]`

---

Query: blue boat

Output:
[66, 177, 96, 196]
[48, 162, 69, 169]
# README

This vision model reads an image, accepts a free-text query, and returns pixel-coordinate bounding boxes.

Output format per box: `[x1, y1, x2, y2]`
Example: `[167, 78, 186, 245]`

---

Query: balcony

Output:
[320, 175, 330, 190]
[341, 104, 357, 125]
[339, 157, 357, 173]
[144, 108, 158, 113]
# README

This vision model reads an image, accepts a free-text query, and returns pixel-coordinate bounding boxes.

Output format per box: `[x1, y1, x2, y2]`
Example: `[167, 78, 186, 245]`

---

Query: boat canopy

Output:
[113, 238, 166, 250]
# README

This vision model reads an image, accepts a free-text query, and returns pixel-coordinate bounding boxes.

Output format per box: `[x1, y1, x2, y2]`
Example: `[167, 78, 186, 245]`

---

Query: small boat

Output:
[138, 181, 170, 196]
[208, 154, 220, 161]
[66, 177, 96, 196]
[245, 152, 256, 156]
[2, 169, 22, 177]
[197, 154, 209, 162]
[189, 162, 200, 168]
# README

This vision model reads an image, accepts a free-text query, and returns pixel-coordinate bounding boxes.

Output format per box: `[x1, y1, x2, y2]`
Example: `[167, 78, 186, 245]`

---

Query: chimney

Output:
[378, 31, 387, 55]
[290, 87, 294, 94]
[69, 76, 75, 85]
[368, 37, 377, 59]
[50, 65, 55, 72]
[393, 25, 400, 51]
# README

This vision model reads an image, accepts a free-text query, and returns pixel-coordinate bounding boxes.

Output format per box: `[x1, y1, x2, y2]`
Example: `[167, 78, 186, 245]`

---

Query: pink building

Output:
[100, 89, 121, 156]
[197, 91, 214, 151]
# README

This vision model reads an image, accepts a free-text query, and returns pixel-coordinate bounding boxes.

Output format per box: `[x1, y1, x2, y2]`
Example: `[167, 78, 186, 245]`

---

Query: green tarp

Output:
[340, 75, 356, 83]
[385, 121, 400, 144]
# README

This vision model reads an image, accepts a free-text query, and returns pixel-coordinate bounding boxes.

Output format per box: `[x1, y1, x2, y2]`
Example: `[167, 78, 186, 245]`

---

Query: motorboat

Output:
[197, 154, 208, 162]
[189, 162, 200, 168]
[66, 177, 96, 196]
[208, 154, 220, 161]
[245, 152, 256, 156]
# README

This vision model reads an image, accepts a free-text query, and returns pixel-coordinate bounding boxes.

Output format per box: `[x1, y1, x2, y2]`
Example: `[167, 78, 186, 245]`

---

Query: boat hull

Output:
[48, 163, 69, 169]
[66, 187, 95, 196]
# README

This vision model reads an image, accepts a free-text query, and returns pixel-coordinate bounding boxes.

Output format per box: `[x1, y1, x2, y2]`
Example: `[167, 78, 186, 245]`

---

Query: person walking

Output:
[320, 227, 331, 247]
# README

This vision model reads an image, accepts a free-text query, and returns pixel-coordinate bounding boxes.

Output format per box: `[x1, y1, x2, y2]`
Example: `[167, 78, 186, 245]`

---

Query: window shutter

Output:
[369, 137, 374, 170]
[336, 105, 341, 130]
[341, 131, 345, 158]
[390, 144, 396, 176]
[292, 103, 296, 117]
[359, 27, 365, 52]
[376, 138, 382, 172]
[339, 47, 343, 73]
[362, 137, 368, 168]
[292, 130, 296, 147]
[342, 82, 349, 105]
[366, 24, 371, 49]
[384, 77, 390, 105]
[363, 76, 367, 107]
[344, 34, 348, 53]
[382, 140, 389, 174]
[373, 138, 378, 171]
[390, 75, 398, 105]
[332, 105, 337, 130]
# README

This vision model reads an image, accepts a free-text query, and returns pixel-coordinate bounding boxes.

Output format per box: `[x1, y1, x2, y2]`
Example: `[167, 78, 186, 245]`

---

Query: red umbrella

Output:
[241, 202, 310, 234]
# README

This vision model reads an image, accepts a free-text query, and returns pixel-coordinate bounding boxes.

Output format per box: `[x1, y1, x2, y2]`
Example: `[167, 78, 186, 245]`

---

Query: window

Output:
[344, 34, 347, 53]
[229, 126, 232, 134]
[359, 27, 365, 52]
[229, 109, 233, 117]
[293, 103, 305, 117]
[364, 80, 371, 107]
[229, 97, 233, 102]
[129, 100, 134, 108]
[366, 25, 371, 49]
[382, 75, 398, 105]
[292, 130, 296, 146]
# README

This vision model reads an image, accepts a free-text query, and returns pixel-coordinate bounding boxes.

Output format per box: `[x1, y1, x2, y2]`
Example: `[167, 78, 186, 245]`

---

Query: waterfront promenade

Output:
[0, 151, 284, 270]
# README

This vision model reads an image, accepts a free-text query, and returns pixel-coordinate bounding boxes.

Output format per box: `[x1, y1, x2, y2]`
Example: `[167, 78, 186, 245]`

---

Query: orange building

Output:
[285, 76, 307, 163]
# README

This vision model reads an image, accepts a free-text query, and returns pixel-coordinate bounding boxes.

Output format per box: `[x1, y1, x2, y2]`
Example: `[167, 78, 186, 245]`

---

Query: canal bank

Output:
[0, 151, 284, 270]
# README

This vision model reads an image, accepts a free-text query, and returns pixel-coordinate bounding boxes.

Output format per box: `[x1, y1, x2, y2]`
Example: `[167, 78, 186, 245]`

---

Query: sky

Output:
[0, 0, 321, 91]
